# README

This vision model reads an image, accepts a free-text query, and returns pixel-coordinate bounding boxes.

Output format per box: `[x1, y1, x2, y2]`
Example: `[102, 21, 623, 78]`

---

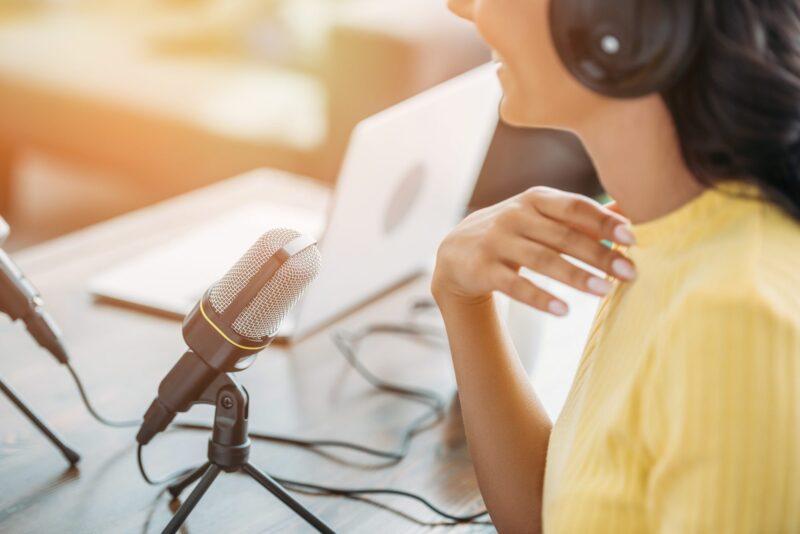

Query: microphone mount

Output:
[156, 372, 335, 534]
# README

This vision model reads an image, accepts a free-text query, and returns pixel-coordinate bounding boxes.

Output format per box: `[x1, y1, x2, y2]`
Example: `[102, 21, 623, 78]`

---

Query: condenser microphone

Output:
[0, 239, 69, 364]
[136, 228, 321, 445]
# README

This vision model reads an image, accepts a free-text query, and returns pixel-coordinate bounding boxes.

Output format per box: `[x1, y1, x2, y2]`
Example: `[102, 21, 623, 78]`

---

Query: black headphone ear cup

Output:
[550, 0, 699, 98]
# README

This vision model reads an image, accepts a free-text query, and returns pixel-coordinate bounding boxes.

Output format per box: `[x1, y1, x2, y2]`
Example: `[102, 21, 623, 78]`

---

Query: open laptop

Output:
[89, 63, 502, 341]
[0, 216, 8, 245]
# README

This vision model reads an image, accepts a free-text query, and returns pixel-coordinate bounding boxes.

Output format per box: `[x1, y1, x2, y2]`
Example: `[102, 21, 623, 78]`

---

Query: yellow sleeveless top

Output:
[542, 186, 800, 533]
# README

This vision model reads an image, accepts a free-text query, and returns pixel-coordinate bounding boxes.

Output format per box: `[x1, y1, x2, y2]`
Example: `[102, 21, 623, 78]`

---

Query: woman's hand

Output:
[432, 186, 637, 316]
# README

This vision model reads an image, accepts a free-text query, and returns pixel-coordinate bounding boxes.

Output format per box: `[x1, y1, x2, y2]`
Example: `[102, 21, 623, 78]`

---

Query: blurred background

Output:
[0, 0, 600, 251]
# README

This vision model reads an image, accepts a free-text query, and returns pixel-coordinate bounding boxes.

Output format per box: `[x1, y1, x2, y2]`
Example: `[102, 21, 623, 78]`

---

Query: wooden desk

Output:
[0, 169, 594, 532]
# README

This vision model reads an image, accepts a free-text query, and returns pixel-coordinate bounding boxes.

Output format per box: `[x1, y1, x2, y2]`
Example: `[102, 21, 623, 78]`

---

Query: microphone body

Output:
[137, 230, 320, 445]
[137, 293, 269, 443]
[0, 247, 69, 364]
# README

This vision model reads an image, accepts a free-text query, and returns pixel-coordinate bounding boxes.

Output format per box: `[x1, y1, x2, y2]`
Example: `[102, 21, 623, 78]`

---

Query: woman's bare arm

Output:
[437, 293, 551, 534]
[431, 187, 637, 532]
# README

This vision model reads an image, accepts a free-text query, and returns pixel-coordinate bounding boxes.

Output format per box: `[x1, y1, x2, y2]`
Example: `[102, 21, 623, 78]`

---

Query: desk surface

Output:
[0, 169, 594, 533]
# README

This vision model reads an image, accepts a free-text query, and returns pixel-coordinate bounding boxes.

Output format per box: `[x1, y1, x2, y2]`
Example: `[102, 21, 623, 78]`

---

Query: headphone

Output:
[550, 0, 700, 99]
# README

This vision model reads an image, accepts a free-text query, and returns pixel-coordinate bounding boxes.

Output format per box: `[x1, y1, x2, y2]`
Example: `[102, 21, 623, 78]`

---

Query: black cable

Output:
[172, 423, 406, 461]
[270, 476, 489, 524]
[177, 320, 447, 463]
[68, 302, 489, 524]
[64, 323, 443, 461]
[136, 443, 197, 486]
[331, 325, 446, 410]
[65, 361, 141, 428]
[246, 319, 489, 524]
[326, 324, 448, 455]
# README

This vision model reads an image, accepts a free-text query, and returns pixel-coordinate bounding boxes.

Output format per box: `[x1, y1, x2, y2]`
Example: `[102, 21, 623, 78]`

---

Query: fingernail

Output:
[613, 225, 636, 246]
[587, 276, 612, 296]
[548, 301, 569, 316]
[612, 258, 637, 280]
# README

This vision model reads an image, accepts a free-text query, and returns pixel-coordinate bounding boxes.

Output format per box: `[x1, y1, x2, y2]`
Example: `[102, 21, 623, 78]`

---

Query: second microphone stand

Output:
[159, 373, 335, 534]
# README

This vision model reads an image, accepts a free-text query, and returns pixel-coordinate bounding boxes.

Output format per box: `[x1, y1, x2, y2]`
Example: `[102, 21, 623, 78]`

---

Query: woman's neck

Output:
[574, 96, 706, 225]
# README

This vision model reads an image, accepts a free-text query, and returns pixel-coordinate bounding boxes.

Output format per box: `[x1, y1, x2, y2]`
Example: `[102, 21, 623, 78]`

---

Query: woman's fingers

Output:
[508, 212, 636, 281]
[433, 187, 638, 314]
[604, 201, 624, 216]
[491, 266, 568, 316]
[499, 239, 614, 297]
[524, 187, 635, 245]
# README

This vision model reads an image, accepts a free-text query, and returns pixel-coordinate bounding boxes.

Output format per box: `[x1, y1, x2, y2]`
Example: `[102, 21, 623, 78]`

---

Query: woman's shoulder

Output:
[673, 194, 800, 322]
[646, 257, 799, 404]
[643, 198, 800, 375]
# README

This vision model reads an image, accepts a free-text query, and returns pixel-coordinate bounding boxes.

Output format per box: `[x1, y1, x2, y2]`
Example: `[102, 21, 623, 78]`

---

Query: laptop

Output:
[89, 63, 502, 341]
[0, 216, 8, 245]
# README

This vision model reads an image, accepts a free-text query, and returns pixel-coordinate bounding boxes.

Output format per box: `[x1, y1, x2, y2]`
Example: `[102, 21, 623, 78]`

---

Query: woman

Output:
[434, 1, 800, 532]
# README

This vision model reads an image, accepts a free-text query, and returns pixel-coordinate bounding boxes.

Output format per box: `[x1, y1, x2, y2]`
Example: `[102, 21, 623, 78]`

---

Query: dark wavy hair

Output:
[663, 0, 800, 221]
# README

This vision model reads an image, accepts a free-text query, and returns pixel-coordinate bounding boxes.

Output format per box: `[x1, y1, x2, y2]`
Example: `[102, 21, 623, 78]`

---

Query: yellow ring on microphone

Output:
[199, 300, 270, 351]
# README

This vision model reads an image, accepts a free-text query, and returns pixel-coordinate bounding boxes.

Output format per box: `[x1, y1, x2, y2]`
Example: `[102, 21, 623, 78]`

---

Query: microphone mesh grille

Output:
[208, 228, 321, 338]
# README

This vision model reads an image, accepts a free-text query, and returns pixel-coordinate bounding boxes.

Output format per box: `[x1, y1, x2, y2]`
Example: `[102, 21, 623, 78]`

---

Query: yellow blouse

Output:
[542, 186, 800, 533]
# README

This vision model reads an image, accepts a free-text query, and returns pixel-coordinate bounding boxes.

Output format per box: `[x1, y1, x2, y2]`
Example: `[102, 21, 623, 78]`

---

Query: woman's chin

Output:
[499, 91, 573, 131]
[499, 96, 540, 128]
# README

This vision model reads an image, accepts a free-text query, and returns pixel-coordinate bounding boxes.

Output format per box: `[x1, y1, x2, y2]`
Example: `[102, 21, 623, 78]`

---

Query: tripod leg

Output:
[0, 375, 80, 466]
[167, 462, 210, 499]
[242, 463, 335, 534]
[162, 463, 221, 534]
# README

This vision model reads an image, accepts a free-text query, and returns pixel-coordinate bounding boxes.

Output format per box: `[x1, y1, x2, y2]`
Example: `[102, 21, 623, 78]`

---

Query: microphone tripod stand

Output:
[0, 373, 80, 466]
[159, 373, 335, 534]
